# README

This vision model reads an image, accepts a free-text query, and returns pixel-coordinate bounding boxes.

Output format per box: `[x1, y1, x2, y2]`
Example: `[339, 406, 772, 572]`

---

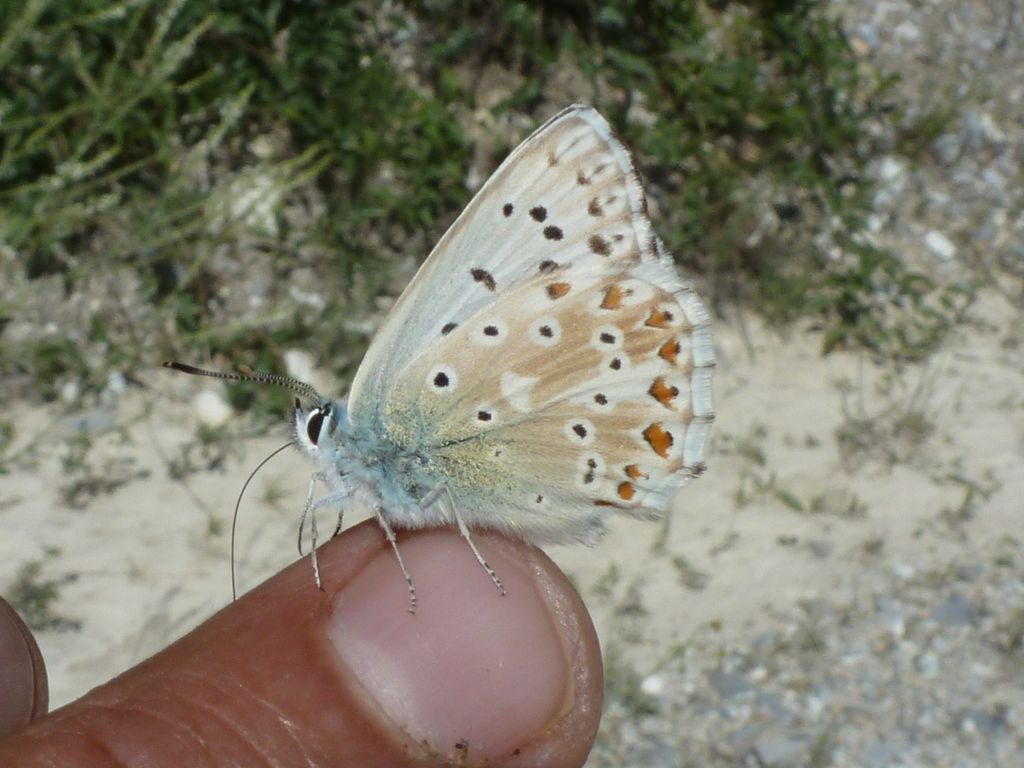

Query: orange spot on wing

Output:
[648, 377, 679, 408]
[643, 423, 674, 458]
[547, 282, 571, 299]
[600, 285, 622, 310]
[617, 481, 635, 501]
[624, 464, 643, 479]
[658, 339, 680, 364]
[645, 308, 674, 328]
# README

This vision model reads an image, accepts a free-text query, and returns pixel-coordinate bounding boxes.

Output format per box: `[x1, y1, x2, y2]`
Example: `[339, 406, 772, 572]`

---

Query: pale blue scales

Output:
[167, 105, 716, 612]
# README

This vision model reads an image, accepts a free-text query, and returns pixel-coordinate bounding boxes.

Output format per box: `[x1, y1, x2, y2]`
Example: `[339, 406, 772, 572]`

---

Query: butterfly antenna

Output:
[162, 361, 324, 405]
[231, 441, 295, 601]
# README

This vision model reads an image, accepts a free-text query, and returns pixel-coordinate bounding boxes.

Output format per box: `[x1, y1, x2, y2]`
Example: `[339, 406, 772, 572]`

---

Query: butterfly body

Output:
[292, 401, 441, 527]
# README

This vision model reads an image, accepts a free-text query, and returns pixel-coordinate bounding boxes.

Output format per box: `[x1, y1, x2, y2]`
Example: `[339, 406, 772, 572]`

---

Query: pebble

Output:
[640, 673, 665, 696]
[932, 133, 962, 165]
[924, 230, 957, 261]
[194, 388, 233, 427]
[931, 595, 975, 626]
[707, 669, 753, 699]
[60, 379, 81, 404]
[61, 408, 116, 434]
[754, 730, 809, 767]
[915, 650, 940, 676]
[283, 349, 318, 385]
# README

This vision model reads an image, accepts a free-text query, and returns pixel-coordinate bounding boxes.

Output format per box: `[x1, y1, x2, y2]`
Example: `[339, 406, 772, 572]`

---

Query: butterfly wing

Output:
[348, 105, 715, 543]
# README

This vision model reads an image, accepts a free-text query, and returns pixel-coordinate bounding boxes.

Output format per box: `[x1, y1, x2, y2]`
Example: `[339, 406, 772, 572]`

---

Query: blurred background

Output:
[1, 2, 1020, 765]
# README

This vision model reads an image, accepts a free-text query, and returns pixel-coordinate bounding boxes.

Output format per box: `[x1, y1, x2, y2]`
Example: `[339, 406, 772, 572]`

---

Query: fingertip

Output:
[327, 527, 603, 766]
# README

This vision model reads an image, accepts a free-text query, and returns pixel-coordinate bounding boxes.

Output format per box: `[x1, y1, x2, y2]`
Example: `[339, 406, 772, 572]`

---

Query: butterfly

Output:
[166, 104, 715, 611]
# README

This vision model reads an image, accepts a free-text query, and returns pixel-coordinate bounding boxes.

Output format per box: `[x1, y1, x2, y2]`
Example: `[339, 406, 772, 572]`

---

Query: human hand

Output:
[0, 520, 602, 766]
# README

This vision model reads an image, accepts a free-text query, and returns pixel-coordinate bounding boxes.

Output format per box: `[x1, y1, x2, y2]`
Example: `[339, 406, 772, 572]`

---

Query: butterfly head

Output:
[292, 397, 347, 459]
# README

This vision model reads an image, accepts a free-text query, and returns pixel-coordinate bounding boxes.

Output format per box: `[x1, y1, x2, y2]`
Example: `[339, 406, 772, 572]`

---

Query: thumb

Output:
[0, 519, 603, 767]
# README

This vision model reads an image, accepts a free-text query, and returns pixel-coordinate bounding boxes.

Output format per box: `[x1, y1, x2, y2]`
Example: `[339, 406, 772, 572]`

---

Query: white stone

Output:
[892, 562, 916, 580]
[60, 379, 80, 404]
[876, 156, 906, 182]
[924, 230, 957, 261]
[284, 349, 317, 385]
[916, 651, 940, 677]
[640, 673, 665, 696]
[105, 371, 127, 397]
[194, 388, 233, 427]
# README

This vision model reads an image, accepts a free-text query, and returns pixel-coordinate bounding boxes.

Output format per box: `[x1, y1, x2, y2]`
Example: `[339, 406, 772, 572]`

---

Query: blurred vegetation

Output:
[7, 558, 81, 631]
[0, 0, 971, 412]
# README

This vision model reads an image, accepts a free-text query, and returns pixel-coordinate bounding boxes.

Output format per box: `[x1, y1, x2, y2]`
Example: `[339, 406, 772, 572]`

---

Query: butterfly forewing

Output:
[349, 105, 714, 544]
[351, 107, 654, 411]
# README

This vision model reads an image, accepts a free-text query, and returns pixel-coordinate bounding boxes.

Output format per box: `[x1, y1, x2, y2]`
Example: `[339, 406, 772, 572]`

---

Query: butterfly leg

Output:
[298, 474, 350, 590]
[443, 487, 506, 597]
[297, 474, 319, 557]
[305, 496, 349, 590]
[373, 505, 417, 614]
[309, 507, 324, 591]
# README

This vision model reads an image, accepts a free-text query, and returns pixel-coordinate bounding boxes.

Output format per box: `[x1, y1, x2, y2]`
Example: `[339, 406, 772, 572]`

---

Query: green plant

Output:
[1, 1, 469, 407]
[0, 418, 13, 474]
[7, 559, 81, 631]
[670, 554, 709, 591]
[58, 428, 149, 507]
[834, 369, 938, 469]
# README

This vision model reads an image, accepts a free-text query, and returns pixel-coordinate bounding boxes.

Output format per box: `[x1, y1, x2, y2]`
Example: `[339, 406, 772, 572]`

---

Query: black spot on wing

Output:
[471, 268, 496, 291]
[589, 235, 611, 256]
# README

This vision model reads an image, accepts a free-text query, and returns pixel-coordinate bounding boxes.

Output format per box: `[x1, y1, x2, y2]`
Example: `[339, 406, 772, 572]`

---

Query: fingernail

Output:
[328, 530, 572, 761]
[0, 599, 48, 737]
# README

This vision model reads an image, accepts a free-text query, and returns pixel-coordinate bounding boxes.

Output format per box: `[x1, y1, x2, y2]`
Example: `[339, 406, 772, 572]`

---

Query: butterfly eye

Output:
[306, 406, 330, 445]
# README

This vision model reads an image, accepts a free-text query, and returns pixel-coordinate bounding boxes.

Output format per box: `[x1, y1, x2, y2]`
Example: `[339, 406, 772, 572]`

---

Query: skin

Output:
[0, 520, 603, 767]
